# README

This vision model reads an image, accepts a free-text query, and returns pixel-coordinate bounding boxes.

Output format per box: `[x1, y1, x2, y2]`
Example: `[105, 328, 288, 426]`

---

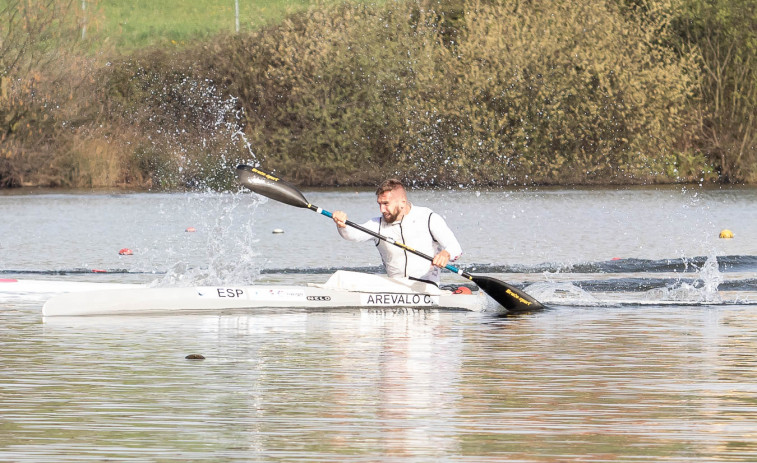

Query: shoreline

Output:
[3, 182, 756, 195]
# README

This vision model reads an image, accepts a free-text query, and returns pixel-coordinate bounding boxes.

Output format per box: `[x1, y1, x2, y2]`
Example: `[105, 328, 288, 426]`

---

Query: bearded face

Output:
[377, 189, 407, 223]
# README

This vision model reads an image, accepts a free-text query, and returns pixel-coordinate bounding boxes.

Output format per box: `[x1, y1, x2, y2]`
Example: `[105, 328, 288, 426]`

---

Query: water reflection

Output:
[459, 306, 757, 460]
[34, 309, 472, 459]
[0, 304, 751, 461]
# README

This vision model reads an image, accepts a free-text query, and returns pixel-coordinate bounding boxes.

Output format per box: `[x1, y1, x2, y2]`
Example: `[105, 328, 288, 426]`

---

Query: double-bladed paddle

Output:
[235, 164, 544, 313]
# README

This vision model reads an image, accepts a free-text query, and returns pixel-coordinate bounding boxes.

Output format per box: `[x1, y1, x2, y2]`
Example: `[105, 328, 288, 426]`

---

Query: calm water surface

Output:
[1, 186, 756, 461]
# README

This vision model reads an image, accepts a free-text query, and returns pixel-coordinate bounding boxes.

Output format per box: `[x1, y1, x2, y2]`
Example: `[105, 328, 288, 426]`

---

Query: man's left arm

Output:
[429, 213, 462, 267]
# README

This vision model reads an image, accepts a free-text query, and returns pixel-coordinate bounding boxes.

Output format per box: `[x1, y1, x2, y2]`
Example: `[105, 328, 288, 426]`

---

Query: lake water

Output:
[1, 186, 756, 461]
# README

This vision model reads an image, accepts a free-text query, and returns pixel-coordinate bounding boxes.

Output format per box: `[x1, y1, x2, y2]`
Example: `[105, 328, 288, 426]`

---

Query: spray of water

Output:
[129, 72, 268, 285]
[149, 191, 266, 287]
[130, 72, 259, 191]
[647, 254, 723, 303]
[524, 281, 602, 306]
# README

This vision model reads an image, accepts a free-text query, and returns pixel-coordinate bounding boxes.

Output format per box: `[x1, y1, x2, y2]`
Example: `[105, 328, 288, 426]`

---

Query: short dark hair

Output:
[376, 178, 405, 196]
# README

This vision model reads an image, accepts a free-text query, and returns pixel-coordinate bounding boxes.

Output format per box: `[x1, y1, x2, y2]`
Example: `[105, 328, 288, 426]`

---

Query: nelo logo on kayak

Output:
[363, 293, 437, 306]
[307, 296, 331, 301]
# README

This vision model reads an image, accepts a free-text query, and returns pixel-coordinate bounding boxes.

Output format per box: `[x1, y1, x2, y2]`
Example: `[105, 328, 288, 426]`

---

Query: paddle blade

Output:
[472, 275, 545, 313]
[236, 165, 310, 208]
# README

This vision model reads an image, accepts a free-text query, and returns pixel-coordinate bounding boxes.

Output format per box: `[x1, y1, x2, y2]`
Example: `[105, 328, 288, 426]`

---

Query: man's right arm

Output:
[332, 212, 379, 243]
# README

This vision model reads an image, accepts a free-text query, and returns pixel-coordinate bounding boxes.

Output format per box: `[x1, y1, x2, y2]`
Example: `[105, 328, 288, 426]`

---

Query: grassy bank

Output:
[84, 0, 315, 52]
[1, 0, 755, 189]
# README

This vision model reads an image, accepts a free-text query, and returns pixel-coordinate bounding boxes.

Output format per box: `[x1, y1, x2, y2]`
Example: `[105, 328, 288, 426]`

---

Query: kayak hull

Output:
[42, 285, 488, 316]
[41, 271, 495, 316]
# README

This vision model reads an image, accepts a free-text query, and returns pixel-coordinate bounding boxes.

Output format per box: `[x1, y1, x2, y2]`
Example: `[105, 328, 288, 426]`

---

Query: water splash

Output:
[646, 254, 723, 304]
[133, 73, 257, 190]
[128, 71, 267, 283]
[523, 281, 601, 306]
[151, 191, 265, 287]
[699, 254, 724, 296]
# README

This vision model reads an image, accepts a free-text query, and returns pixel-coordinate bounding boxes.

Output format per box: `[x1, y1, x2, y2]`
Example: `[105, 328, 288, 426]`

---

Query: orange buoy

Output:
[118, 248, 133, 255]
[185, 227, 196, 232]
[91, 269, 107, 273]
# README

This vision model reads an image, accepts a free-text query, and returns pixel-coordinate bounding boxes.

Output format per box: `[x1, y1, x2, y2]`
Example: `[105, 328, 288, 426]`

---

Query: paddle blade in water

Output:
[472, 275, 545, 313]
[236, 165, 310, 208]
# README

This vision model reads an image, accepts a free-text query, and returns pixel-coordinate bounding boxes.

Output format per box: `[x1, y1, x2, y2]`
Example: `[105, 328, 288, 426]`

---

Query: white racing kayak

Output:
[42, 271, 497, 317]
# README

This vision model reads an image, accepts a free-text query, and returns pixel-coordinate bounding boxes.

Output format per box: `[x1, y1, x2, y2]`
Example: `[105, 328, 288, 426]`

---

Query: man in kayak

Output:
[331, 179, 462, 286]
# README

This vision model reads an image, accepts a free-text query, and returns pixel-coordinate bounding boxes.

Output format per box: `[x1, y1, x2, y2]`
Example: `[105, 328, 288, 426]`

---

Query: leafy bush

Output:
[203, 0, 699, 185]
[673, 0, 757, 183]
[444, 0, 700, 184]
[4, 0, 751, 188]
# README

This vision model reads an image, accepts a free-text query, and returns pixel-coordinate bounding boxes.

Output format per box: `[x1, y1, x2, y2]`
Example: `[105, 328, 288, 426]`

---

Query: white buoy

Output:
[272, 228, 284, 234]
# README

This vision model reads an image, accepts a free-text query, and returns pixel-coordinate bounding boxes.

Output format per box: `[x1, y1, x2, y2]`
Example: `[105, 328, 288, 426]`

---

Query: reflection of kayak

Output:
[42, 271, 495, 317]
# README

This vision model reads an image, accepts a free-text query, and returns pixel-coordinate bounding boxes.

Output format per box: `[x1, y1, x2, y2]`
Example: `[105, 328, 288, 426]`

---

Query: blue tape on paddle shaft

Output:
[446, 264, 464, 275]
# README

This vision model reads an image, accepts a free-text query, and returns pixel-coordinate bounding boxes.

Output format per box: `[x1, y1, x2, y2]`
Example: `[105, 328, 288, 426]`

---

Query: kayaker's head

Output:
[376, 178, 408, 223]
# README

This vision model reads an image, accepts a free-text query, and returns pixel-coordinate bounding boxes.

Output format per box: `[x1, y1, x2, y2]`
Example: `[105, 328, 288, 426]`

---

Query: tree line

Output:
[1, 0, 755, 189]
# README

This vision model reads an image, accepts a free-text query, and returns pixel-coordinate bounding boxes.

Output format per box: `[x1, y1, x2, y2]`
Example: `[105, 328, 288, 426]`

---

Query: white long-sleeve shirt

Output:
[337, 204, 462, 285]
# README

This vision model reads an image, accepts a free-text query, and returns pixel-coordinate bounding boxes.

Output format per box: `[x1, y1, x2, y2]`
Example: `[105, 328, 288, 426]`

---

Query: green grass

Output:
[85, 0, 315, 52]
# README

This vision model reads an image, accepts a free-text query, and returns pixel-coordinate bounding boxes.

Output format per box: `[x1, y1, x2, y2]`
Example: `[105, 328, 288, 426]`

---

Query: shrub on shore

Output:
[1, 0, 754, 189]
[197, 0, 702, 186]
